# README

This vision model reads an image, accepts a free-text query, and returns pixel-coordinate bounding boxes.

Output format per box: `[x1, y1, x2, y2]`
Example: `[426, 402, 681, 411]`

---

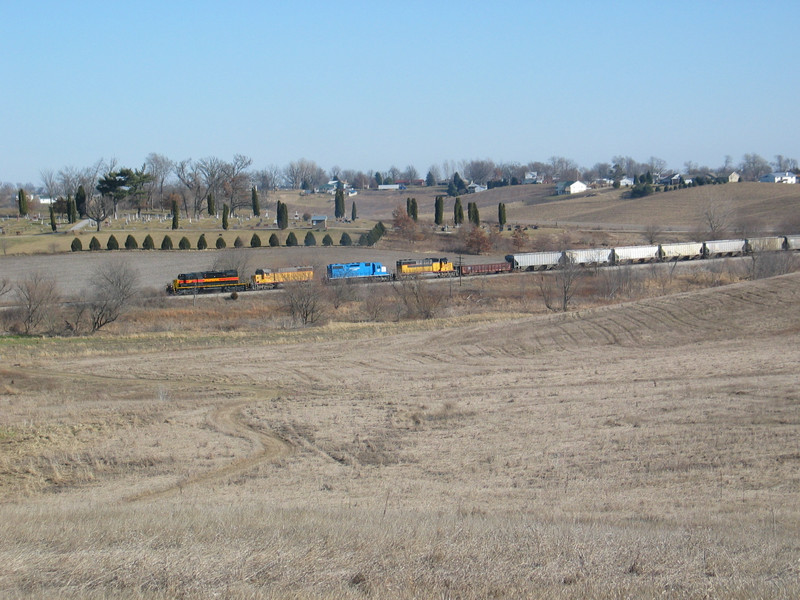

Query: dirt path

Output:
[124, 398, 291, 503]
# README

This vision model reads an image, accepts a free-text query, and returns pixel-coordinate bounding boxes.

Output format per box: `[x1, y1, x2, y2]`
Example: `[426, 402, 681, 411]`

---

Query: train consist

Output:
[167, 234, 800, 294]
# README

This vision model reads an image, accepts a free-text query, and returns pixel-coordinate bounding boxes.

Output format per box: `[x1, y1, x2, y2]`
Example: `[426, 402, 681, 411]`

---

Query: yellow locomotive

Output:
[251, 266, 314, 289]
[395, 257, 456, 277]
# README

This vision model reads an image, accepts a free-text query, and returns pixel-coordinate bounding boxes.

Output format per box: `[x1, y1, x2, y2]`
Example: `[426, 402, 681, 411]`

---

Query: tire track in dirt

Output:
[124, 398, 291, 503]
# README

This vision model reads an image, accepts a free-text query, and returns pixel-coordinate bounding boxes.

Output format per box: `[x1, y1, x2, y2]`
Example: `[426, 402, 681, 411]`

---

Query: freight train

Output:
[167, 234, 800, 294]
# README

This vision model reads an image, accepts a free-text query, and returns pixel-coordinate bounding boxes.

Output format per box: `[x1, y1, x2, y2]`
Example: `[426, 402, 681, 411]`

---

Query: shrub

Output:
[358, 233, 370, 246]
[286, 232, 298, 246]
[179, 236, 191, 250]
[197, 233, 208, 250]
[161, 235, 173, 250]
[304, 231, 316, 246]
[250, 233, 262, 248]
[322, 233, 333, 246]
[234, 236, 244, 248]
[124, 234, 138, 250]
[89, 236, 101, 251]
[142, 234, 155, 250]
[106, 235, 119, 250]
[216, 236, 227, 249]
[269, 233, 280, 247]
[340, 232, 352, 246]
[70, 237, 82, 252]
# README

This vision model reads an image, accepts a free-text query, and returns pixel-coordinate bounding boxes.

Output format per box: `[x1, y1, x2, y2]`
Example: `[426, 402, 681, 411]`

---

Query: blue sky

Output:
[2, 0, 797, 184]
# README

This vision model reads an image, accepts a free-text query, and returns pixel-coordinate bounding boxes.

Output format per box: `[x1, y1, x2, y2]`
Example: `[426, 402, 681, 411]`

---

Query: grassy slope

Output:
[1, 274, 799, 598]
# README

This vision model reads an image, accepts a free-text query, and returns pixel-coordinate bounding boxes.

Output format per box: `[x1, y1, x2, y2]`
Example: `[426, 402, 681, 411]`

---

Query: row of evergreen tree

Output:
[69, 227, 386, 252]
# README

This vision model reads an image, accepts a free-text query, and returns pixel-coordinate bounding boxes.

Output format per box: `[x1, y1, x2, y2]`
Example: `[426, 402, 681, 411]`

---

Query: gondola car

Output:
[167, 270, 247, 295]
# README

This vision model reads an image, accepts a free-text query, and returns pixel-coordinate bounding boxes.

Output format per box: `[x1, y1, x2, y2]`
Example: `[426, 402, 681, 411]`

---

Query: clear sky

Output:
[2, 0, 797, 185]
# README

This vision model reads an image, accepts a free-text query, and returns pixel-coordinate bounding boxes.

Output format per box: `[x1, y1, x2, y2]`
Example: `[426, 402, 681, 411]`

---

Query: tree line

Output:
[1, 152, 797, 222]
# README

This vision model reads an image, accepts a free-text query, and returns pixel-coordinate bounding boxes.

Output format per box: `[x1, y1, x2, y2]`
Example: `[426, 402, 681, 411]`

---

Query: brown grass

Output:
[1, 267, 799, 598]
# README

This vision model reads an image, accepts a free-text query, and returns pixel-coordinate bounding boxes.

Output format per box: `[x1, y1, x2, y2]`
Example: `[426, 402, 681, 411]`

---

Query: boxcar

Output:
[505, 251, 563, 270]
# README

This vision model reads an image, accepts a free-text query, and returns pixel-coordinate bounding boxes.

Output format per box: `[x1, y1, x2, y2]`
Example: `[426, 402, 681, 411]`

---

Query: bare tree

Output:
[40, 169, 61, 202]
[749, 251, 796, 280]
[212, 249, 252, 278]
[14, 272, 60, 334]
[644, 223, 663, 244]
[145, 153, 174, 210]
[392, 276, 446, 319]
[739, 153, 771, 181]
[281, 281, 326, 326]
[464, 159, 496, 185]
[701, 201, 732, 239]
[537, 256, 584, 312]
[773, 155, 798, 172]
[197, 156, 225, 209]
[84, 190, 113, 231]
[174, 159, 209, 218]
[57, 166, 81, 199]
[86, 259, 140, 332]
[549, 156, 580, 181]
[220, 154, 253, 215]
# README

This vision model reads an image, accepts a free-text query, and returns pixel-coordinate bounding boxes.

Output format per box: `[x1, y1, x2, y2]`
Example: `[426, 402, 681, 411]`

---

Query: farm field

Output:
[1, 271, 799, 598]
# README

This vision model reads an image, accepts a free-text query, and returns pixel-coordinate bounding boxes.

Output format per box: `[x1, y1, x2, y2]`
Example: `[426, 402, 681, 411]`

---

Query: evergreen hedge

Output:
[71, 237, 82, 252]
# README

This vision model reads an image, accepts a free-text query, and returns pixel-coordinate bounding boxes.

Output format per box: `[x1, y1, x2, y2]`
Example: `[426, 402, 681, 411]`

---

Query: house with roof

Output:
[311, 215, 328, 230]
[759, 171, 797, 184]
[556, 180, 588, 195]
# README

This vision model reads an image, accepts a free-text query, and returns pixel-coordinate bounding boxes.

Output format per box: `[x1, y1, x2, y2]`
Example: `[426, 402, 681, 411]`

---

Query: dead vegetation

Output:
[1, 271, 800, 597]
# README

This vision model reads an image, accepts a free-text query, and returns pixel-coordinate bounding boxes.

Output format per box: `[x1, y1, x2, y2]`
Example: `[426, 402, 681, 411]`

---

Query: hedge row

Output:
[72, 232, 349, 251]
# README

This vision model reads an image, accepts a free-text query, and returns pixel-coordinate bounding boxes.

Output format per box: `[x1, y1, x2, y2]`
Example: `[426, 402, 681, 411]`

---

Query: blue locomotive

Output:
[326, 262, 392, 281]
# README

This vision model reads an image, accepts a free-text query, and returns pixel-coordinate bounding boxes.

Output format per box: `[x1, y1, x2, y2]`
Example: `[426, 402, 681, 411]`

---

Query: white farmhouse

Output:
[556, 180, 588, 195]
[759, 171, 797, 184]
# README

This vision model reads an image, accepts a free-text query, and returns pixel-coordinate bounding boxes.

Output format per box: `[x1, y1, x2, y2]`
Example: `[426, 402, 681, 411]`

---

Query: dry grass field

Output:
[1, 266, 799, 598]
[2, 182, 800, 598]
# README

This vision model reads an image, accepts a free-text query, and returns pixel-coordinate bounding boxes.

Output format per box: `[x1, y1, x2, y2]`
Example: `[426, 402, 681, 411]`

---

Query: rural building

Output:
[311, 215, 328, 230]
[467, 182, 487, 193]
[556, 180, 588, 195]
[759, 172, 797, 184]
[727, 171, 740, 183]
